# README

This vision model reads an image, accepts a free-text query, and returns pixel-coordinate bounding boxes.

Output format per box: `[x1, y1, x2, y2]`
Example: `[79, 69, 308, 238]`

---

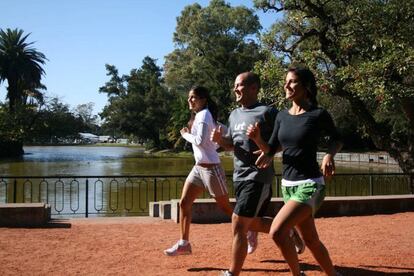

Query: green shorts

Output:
[282, 182, 326, 216]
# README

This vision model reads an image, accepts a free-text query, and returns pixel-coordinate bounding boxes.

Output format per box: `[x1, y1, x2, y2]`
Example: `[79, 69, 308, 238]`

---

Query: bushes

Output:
[0, 139, 24, 157]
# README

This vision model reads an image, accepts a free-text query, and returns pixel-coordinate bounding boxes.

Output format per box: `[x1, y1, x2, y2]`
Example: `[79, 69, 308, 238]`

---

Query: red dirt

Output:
[0, 212, 413, 276]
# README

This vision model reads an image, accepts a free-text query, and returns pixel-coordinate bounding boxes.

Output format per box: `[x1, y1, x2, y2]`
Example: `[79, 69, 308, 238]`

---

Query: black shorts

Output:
[233, 180, 272, 218]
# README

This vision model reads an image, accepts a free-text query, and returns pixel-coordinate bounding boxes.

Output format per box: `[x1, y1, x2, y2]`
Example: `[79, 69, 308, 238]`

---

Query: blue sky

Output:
[0, 0, 278, 116]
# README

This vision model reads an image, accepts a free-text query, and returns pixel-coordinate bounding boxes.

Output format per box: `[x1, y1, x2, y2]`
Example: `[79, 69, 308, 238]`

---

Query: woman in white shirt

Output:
[164, 86, 241, 256]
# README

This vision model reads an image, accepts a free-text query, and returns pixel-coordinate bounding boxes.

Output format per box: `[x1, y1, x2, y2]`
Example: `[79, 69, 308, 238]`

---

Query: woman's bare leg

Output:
[179, 181, 203, 240]
[297, 216, 336, 275]
[269, 200, 311, 276]
[214, 194, 233, 217]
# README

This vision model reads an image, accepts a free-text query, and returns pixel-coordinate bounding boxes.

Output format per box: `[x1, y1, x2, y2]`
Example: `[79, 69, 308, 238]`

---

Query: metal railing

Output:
[0, 173, 412, 217]
[316, 152, 399, 165]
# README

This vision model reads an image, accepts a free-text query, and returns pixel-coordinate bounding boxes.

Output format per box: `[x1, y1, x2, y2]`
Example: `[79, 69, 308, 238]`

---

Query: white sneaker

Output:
[163, 240, 192, 256]
[220, 270, 233, 276]
[290, 228, 305, 254]
[247, 231, 258, 254]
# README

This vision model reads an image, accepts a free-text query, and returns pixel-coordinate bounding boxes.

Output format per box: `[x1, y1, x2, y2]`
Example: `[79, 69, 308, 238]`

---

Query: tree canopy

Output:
[254, 0, 414, 173]
[0, 28, 47, 156]
[0, 28, 47, 111]
[100, 56, 172, 148]
[164, 0, 263, 120]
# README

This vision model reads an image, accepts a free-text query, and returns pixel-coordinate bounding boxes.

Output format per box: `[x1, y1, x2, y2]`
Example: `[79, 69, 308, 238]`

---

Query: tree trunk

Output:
[339, 92, 414, 174]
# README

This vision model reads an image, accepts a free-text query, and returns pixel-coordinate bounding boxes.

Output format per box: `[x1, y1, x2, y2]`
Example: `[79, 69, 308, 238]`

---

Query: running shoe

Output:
[163, 241, 192, 256]
[247, 230, 258, 254]
[220, 270, 233, 276]
[290, 228, 305, 254]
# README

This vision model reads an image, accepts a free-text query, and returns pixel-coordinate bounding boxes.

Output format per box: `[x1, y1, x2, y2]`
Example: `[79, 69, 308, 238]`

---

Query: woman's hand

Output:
[180, 127, 189, 136]
[321, 154, 336, 177]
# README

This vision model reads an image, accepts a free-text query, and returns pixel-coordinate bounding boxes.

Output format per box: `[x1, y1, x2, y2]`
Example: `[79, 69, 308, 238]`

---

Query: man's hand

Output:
[254, 150, 273, 169]
[246, 122, 260, 142]
[210, 125, 224, 143]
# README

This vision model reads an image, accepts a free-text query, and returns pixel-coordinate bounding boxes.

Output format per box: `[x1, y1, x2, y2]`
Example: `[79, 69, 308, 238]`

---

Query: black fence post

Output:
[85, 179, 89, 218]
[369, 175, 374, 196]
[154, 178, 157, 202]
[410, 174, 414, 194]
[13, 179, 17, 203]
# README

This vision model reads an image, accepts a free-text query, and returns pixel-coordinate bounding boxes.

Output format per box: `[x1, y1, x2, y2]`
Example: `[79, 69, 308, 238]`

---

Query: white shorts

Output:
[186, 164, 228, 197]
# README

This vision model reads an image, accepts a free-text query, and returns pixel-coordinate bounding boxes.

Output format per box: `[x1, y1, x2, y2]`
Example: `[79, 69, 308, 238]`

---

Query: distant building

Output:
[116, 138, 128, 144]
[78, 133, 99, 143]
[98, 136, 114, 143]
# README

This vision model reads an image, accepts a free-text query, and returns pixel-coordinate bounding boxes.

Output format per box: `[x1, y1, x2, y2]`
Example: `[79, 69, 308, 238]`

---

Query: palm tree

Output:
[0, 28, 47, 112]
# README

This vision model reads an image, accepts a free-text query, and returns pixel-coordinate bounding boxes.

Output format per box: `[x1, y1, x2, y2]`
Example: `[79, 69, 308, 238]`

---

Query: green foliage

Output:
[254, 53, 286, 108]
[0, 28, 47, 111]
[166, 93, 190, 149]
[28, 97, 93, 143]
[73, 102, 99, 132]
[100, 57, 172, 149]
[0, 28, 47, 155]
[0, 104, 25, 142]
[98, 64, 126, 97]
[255, 0, 414, 172]
[164, 0, 263, 121]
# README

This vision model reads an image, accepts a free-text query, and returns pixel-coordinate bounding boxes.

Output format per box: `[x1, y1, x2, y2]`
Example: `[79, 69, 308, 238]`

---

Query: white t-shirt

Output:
[181, 108, 220, 164]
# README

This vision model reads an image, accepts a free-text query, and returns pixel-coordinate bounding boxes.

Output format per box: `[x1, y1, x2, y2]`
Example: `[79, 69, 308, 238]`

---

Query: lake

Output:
[0, 145, 402, 176]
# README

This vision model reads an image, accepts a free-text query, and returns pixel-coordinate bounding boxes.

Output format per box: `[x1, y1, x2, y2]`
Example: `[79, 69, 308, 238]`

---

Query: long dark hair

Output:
[187, 86, 218, 130]
[288, 67, 318, 107]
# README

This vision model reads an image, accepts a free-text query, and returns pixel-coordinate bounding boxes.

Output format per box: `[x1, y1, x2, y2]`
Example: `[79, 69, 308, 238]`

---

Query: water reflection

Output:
[22, 146, 143, 161]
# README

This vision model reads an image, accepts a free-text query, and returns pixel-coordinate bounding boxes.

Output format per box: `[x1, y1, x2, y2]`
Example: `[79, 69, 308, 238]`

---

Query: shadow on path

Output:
[0, 219, 72, 229]
[188, 259, 414, 275]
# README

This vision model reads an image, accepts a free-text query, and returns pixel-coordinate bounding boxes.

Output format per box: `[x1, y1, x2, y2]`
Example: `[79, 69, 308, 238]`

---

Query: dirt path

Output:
[0, 212, 413, 275]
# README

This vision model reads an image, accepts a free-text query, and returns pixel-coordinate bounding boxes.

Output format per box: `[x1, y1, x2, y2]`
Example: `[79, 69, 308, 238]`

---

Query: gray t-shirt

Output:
[226, 102, 278, 184]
